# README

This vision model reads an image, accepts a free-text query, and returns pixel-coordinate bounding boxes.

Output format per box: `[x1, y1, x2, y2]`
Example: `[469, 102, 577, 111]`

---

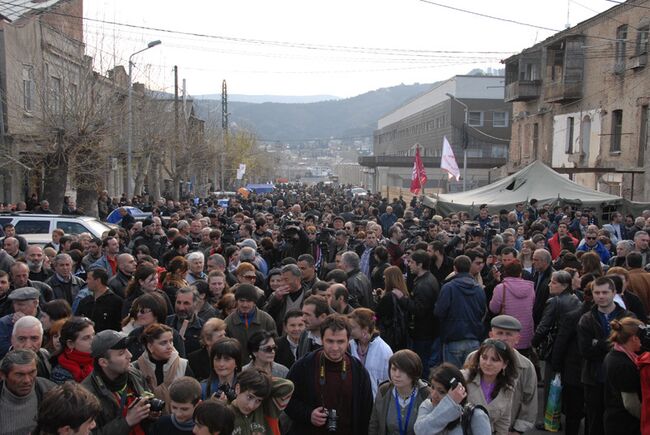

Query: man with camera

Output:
[286, 314, 373, 435]
[82, 330, 154, 435]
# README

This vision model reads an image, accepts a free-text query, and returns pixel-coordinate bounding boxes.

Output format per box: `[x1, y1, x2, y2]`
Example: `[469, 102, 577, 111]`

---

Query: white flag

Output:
[239, 163, 246, 174]
[441, 136, 460, 181]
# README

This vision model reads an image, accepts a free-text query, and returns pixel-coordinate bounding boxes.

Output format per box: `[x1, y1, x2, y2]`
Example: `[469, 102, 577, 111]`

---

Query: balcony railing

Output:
[358, 155, 506, 168]
[543, 80, 583, 103]
[504, 80, 541, 102]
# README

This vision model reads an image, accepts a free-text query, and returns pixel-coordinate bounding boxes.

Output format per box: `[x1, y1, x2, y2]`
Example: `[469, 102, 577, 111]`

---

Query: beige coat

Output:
[462, 369, 514, 435]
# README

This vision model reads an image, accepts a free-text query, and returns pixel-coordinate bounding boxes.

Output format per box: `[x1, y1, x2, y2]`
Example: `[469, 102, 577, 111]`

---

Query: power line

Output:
[417, 0, 561, 32]
[2, 0, 516, 57]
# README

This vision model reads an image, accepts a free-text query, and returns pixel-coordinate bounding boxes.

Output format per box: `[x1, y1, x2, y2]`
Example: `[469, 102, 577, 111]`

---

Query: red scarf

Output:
[57, 348, 94, 382]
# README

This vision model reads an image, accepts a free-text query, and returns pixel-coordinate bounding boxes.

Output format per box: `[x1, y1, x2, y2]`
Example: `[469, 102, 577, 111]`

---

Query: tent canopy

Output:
[422, 160, 649, 216]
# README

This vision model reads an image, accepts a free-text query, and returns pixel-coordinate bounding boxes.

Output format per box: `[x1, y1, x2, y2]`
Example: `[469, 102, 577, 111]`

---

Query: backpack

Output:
[461, 403, 489, 435]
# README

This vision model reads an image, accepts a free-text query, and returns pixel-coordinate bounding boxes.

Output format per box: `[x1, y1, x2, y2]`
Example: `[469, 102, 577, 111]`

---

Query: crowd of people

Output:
[0, 183, 649, 435]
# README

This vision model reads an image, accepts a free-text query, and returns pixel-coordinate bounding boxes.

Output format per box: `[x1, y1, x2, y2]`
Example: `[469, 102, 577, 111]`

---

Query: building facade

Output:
[361, 75, 511, 194]
[504, 0, 649, 200]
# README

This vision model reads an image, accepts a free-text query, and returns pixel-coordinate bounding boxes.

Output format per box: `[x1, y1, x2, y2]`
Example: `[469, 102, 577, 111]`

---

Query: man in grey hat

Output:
[82, 330, 152, 435]
[0, 287, 40, 358]
[465, 314, 538, 434]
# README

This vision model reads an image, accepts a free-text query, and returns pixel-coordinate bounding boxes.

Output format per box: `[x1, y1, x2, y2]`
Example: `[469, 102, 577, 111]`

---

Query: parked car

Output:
[0, 213, 113, 245]
[351, 187, 368, 198]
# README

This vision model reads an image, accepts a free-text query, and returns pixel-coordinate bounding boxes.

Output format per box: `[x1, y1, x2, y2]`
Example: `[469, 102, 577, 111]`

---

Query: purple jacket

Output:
[489, 277, 535, 350]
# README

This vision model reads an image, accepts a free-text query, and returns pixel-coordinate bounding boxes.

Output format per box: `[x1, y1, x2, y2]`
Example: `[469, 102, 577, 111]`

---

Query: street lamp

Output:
[127, 40, 161, 199]
[446, 93, 469, 192]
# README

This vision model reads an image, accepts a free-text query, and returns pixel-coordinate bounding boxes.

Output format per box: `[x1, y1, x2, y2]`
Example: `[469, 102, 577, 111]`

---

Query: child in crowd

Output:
[193, 399, 236, 435]
[229, 367, 294, 435]
[153, 377, 202, 435]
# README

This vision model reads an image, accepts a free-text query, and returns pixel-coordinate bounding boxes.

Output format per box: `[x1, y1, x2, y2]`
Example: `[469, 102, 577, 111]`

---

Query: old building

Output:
[360, 75, 511, 194]
[504, 0, 649, 200]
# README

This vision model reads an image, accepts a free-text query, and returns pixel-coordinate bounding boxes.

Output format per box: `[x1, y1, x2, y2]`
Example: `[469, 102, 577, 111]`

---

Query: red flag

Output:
[409, 146, 427, 195]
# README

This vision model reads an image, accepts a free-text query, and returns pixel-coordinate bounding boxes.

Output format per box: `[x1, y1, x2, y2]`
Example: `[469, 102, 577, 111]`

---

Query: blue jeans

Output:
[426, 338, 442, 374]
[411, 339, 434, 379]
[443, 339, 480, 368]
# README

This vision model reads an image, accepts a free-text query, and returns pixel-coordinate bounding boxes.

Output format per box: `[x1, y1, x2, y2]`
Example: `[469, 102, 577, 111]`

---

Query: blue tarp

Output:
[246, 183, 275, 193]
[105, 206, 151, 224]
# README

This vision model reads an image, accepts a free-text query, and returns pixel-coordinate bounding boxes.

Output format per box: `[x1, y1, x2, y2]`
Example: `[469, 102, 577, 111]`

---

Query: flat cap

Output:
[8, 287, 40, 301]
[490, 314, 522, 331]
[91, 330, 129, 358]
[237, 238, 258, 250]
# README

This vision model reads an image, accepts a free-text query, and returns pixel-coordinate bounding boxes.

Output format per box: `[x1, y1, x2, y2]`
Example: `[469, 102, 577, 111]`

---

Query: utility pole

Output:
[221, 79, 228, 191]
[173, 65, 179, 199]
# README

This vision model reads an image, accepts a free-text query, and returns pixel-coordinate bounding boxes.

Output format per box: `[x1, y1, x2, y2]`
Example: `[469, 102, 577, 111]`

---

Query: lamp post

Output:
[127, 40, 161, 199]
[446, 93, 469, 192]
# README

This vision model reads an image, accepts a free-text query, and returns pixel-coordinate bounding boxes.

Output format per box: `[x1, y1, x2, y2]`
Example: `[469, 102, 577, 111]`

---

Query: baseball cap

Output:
[91, 330, 130, 358]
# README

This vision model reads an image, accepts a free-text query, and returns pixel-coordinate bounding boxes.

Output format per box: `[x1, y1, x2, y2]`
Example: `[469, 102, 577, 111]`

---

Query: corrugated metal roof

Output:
[0, 0, 62, 23]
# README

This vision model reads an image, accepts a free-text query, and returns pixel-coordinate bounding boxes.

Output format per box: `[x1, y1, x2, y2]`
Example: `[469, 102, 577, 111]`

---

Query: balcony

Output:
[543, 80, 582, 103]
[504, 80, 541, 102]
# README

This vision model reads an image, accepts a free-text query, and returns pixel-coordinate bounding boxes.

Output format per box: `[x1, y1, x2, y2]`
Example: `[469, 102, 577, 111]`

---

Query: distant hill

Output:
[193, 82, 437, 142]
[194, 94, 339, 104]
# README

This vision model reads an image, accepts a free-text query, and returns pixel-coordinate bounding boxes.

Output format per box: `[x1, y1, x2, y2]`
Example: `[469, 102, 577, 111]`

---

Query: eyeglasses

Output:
[138, 308, 152, 315]
[482, 338, 507, 351]
[586, 236, 597, 240]
[242, 274, 257, 280]
[258, 345, 277, 353]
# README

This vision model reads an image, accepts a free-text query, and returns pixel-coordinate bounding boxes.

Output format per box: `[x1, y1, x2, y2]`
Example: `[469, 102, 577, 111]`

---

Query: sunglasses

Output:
[243, 275, 257, 280]
[586, 236, 597, 240]
[259, 345, 277, 353]
[482, 338, 507, 351]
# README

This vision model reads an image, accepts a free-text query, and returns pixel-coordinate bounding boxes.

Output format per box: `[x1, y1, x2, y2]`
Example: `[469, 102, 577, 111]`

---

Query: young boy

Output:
[153, 377, 202, 435]
[229, 368, 294, 435]
[193, 399, 235, 435]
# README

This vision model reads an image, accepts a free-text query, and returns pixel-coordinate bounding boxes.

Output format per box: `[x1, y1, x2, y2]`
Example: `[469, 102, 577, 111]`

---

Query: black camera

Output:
[218, 383, 237, 402]
[325, 408, 338, 432]
[140, 392, 165, 412]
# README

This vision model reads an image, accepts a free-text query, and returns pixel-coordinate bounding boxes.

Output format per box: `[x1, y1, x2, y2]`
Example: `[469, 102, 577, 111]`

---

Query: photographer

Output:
[279, 219, 310, 261]
[83, 330, 153, 435]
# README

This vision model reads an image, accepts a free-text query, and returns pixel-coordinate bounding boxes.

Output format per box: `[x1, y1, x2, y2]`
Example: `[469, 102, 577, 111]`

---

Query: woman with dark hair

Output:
[40, 299, 72, 347]
[348, 307, 393, 397]
[371, 245, 390, 290]
[133, 323, 193, 414]
[201, 338, 243, 400]
[126, 293, 186, 359]
[489, 260, 535, 353]
[44, 318, 67, 358]
[217, 293, 237, 320]
[603, 317, 644, 435]
[122, 264, 172, 317]
[242, 330, 289, 378]
[581, 251, 604, 277]
[162, 256, 189, 305]
[369, 349, 429, 435]
[415, 362, 491, 435]
[265, 268, 283, 300]
[50, 316, 95, 384]
[463, 339, 518, 434]
[224, 245, 240, 273]
[375, 265, 410, 352]
[192, 279, 219, 322]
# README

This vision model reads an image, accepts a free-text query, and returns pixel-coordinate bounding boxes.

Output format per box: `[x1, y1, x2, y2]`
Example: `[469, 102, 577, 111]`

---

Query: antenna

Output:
[566, 0, 571, 29]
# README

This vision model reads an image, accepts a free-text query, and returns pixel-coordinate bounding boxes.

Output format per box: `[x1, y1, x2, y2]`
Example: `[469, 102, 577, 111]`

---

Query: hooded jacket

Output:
[434, 273, 486, 343]
[489, 277, 535, 349]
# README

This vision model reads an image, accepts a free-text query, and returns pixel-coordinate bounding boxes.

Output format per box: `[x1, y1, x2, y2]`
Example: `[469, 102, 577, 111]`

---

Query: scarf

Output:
[57, 348, 94, 382]
[96, 361, 129, 392]
[171, 414, 195, 432]
[613, 342, 639, 364]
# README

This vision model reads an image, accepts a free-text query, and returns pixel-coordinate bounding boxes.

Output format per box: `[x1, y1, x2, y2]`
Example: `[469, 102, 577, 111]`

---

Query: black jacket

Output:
[397, 271, 439, 340]
[577, 303, 633, 386]
[531, 290, 581, 348]
[76, 289, 124, 332]
[165, 314, 203, 355]
[345, 268, 374, 309]
[532, 266, 553, 327]
[107, 271, 131, 299]
[552, 305, 589, 386]
[45, 274, 86, 305]
[285, 350, 373, 435]
[187, 347, 210, 381]
[275, 335, 297, 369]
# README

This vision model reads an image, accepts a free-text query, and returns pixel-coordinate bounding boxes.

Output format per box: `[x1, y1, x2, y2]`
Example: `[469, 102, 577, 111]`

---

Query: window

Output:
[56, 221, 89, 235]
[468, 111, 483, 127]
[22, 65, 34, 112]
[611, 110, 623, 153]
[15, 220, 50, 234]
[50, 76, 61, 115]
[616, 25, 628, 68]
[566, 117, 575, 153]
[493, 112, 509, 127]
[637, 26, 649, 55]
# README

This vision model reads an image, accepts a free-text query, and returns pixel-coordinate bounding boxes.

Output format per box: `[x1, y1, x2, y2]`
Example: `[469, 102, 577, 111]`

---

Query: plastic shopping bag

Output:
[544, 373, 562, 432]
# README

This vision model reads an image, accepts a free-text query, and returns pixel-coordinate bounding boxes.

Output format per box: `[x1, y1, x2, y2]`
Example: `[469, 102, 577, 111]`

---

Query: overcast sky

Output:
[84, 0, 614, 98]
